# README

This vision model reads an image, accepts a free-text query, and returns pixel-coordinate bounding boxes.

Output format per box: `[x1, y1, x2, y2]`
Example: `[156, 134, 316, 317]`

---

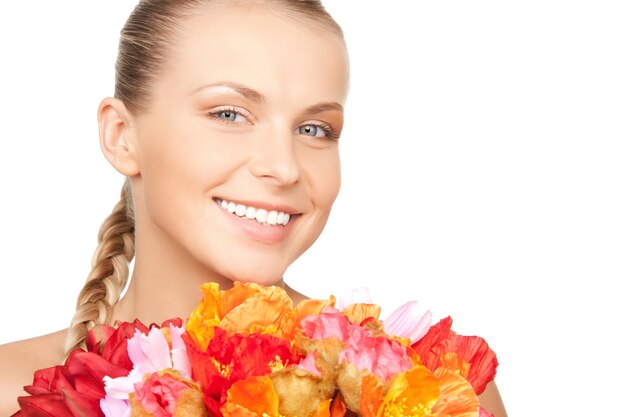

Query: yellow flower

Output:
[185, 283, 222, 350]
[341, 303, 381, 325]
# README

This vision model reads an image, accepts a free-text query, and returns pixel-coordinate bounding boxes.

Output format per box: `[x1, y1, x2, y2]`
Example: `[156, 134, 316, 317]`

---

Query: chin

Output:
[223, 261, 289, 287]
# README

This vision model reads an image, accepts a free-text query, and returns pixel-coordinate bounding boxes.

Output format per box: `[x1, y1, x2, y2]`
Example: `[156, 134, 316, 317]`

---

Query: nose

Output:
[248, 127, 301, 187]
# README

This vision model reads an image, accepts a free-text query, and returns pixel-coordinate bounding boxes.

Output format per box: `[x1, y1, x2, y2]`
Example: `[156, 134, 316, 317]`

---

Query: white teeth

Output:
[235, 204, 246, 216]
[255, 209, 268, 223]
[217, 199, 292, 226]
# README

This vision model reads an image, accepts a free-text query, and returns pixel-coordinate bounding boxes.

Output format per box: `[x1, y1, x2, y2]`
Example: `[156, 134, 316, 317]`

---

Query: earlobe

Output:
[98, 97, 140, 177]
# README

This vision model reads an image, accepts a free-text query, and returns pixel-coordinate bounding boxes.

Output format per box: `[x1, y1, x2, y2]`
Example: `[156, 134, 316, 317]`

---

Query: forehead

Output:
[157, 5, 350, 104]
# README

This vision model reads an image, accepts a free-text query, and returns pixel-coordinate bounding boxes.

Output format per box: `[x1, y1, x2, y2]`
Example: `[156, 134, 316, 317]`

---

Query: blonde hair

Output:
[65, 0, 344, 355]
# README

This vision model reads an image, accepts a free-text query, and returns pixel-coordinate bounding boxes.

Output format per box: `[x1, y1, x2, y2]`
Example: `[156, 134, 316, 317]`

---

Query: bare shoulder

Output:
[479, 380, 508, 417]
[0, 330, 67, 416]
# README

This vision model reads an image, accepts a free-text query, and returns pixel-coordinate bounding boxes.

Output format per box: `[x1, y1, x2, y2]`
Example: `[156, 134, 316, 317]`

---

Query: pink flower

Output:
[334, 287, 432, 344]
[295, 351, 321, 376]
[101, 324, 190, 417]
[301, 310, 352, 341]
[133, 373, 189, 417]
[339, 333, 413, 382]
[383, 300, 432, 344]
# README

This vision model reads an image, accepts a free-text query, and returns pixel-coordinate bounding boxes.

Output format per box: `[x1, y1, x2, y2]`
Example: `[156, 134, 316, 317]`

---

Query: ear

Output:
[97, 97, 140, 176]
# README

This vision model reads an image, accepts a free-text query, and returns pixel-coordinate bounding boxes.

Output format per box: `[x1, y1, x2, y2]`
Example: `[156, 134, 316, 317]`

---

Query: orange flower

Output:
[186, 282, 334, 351]
[186, 283, 223, 350]
[360, 363, 479, 417]
[221, 376, 282, 417]
[222, 376, 334, 417]
[219, 282, 293, 335]
[360, 365, 439, 417]
[341, 303, 381, 325]
[431, 368, 479, 417]
[186, 282, 292, 350]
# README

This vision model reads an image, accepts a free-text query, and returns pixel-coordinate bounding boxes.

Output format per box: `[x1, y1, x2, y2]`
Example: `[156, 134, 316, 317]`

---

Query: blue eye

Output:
[207, 106, 250, 124]
[297, 124, 328, 138]
[214, 110, 246, 122]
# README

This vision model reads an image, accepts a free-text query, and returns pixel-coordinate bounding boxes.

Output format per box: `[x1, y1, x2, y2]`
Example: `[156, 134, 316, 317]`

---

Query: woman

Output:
[0, 1, 506, 415]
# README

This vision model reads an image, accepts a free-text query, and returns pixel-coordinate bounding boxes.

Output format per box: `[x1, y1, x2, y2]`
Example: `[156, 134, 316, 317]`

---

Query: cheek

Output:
[302, 147, 341, 210]
[136, 121, 250, 216]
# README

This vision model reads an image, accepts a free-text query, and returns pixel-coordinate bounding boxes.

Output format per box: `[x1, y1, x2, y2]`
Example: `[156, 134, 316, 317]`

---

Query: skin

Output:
[0, 4, 506, 416]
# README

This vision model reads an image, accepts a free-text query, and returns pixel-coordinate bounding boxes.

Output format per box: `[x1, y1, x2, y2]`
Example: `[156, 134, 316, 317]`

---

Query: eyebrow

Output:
[304, 102, 344, 114]
[190, 81, 343, 114]
[189, 81, 266, 103]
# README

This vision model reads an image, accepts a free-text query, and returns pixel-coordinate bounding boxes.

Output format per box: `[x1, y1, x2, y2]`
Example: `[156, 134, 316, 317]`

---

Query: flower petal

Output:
[453, 335, 498, 395]
[140, 328, 173, 371]
[431, 368, 479, 417]
[341, 304, 381, 325]
[169, 324, 192, 378]
[383, 301, 432, 344]
[100, 396, 131, 417]
[222, 376, 279, 417]
[127, 330, 153, 375]
[296, 351, 321, 376]
[103, 375, 136, 400]
[17, 395, 72, 417]
[219, 283, 293, 335]
[359, 374, 383, 417]
[335, 287, 372, 311]
[383, 365, 440, 415]
[285, 296, 336, 339]
[185, 283, 222, 350]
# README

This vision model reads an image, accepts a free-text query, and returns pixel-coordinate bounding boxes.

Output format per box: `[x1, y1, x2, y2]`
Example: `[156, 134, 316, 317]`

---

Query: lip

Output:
[214, 197, 300, 215]
[214, 198, 300, 244]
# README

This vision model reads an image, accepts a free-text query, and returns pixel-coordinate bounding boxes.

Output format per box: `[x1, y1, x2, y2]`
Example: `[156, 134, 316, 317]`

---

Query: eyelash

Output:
[207, 106, 250, 125]
[298, 121, 340, 142]
[207, 106, 339, 141]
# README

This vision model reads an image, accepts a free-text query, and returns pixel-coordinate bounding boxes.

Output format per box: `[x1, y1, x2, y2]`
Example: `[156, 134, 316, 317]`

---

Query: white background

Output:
[1, 1, 625, 416]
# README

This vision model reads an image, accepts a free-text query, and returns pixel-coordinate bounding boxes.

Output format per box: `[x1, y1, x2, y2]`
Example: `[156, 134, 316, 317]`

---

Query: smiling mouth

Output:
[214, 198, 296, 226]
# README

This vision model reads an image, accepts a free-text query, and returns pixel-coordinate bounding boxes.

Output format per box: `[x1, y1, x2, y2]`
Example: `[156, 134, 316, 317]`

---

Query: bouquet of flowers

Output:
[14, 282, 498, 417]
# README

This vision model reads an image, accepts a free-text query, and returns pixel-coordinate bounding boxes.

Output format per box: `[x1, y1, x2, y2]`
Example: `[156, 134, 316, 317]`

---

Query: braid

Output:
[64, 180, 135, 355]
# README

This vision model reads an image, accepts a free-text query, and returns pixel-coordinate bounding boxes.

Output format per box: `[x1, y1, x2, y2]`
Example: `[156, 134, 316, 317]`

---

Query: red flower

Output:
[411, 316, 498, 395]
[183, 327, 302, 417]
[85, 320, 149, 371]
[15, 350, 128, 417]
[14, 320, 180, 417]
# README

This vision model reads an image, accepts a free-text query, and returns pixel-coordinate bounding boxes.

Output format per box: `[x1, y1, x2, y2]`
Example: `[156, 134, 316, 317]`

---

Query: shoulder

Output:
[479, 381, 508, 417]
[0, 330, 67, 416]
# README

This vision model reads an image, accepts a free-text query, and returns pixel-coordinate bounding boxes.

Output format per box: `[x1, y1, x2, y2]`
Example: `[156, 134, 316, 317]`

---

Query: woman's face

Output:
[128, 5, 349, 285]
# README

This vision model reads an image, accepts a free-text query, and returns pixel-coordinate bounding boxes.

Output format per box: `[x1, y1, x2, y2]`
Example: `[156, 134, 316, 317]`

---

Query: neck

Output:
[110, 218, 307, 326]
